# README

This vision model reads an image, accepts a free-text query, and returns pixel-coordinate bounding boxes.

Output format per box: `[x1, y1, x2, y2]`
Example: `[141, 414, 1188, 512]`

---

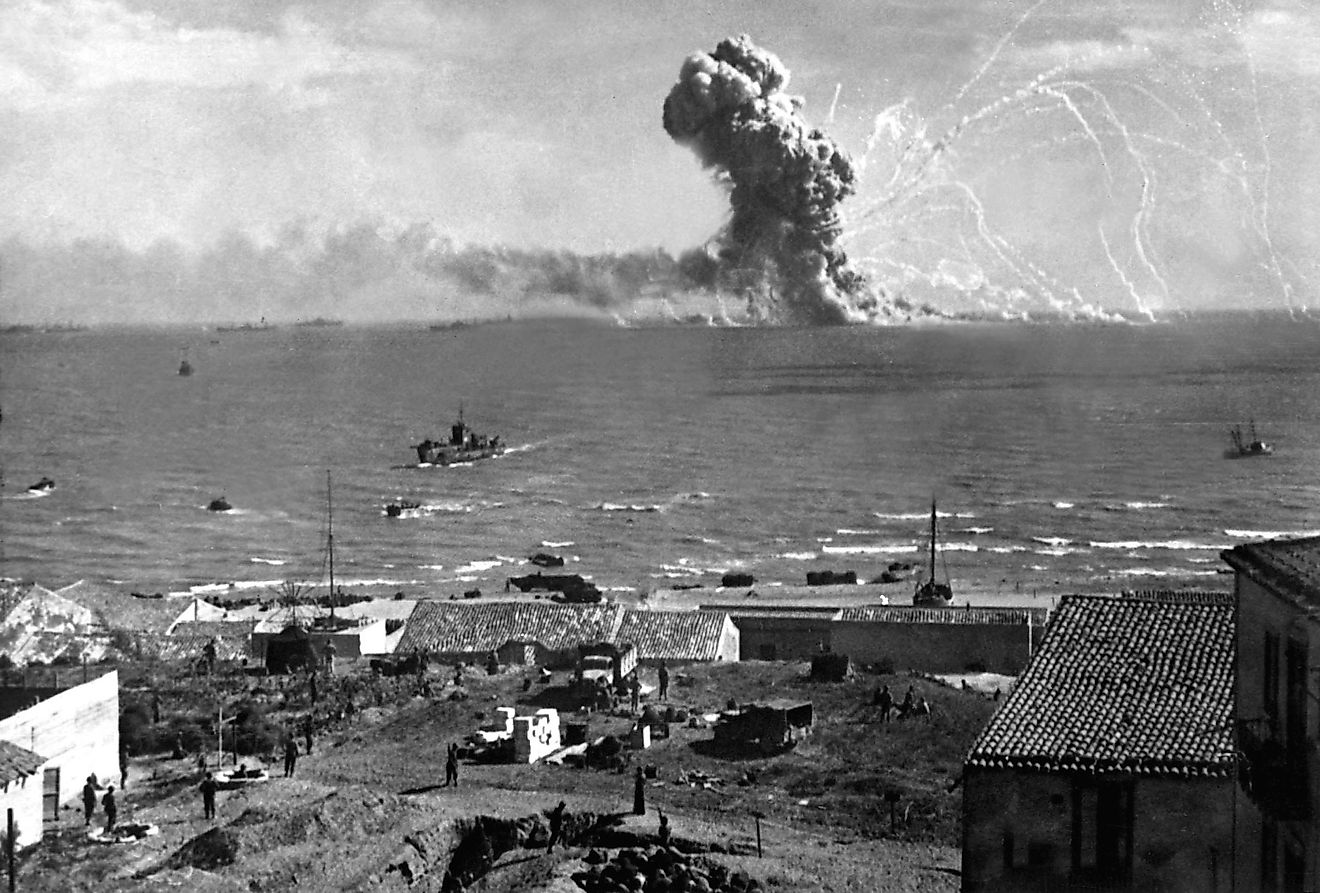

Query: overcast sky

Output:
[1, 0, 1316, 323]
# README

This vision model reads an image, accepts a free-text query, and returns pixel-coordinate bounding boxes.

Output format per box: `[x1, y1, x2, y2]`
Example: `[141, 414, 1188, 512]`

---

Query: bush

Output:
[232, 700, 283, 756]
[120, 702, 156, 756]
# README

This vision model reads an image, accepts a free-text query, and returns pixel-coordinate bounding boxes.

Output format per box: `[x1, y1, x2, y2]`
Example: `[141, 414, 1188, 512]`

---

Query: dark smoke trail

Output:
[663, 34, 873, 325]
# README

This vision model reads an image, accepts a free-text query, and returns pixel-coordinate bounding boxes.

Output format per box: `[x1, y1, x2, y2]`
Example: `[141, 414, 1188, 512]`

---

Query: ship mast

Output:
[928, 498, 937, 586]
[326, 469, 335, 624]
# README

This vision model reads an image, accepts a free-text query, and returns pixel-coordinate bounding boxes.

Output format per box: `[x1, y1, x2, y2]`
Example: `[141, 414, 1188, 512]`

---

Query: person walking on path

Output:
[546, 801, 566, 854]
[82, 776, 97, 827]
[102, 785, 117, 833]
[632, 767, 645, 816]
[629, 675, 641, 713]
[657, 661, 669, 701]
[283, 737, 299, 777]
[200, 773, 218, 820]
[445, 742, 460, 787]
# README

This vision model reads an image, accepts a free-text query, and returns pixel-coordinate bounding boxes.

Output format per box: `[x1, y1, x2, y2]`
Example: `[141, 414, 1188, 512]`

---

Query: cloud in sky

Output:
[0, 0, 1318, 323]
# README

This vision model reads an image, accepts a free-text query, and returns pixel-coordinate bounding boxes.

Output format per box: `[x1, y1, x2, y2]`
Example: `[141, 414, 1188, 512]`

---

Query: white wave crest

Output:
[1224, 528, 1320, 540]
[1089, 540, 1226, 550]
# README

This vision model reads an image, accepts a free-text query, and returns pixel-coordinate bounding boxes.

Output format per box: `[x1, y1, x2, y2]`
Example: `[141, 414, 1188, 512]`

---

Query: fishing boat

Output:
[384, 500, 421, 518]
[413, 405, 505, 466]
[1226, 421, 1273, 458]
[914, 499, 954, 607]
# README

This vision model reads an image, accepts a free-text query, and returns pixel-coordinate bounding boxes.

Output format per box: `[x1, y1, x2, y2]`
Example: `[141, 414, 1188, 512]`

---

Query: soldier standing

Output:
[81, 776, 97, 827]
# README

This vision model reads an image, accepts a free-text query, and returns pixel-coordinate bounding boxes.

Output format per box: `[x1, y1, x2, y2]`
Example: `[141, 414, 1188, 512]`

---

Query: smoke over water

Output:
[663, 35, 877, 325]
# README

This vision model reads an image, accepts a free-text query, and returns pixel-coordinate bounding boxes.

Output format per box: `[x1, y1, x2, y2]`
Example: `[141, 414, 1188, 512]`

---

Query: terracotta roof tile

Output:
[1223, 537, 1320, 608]
[397, 601, 624, 654]
[616, 610, 731, 661]
[0, 740, 46, 783]
[839, 606, 1050, 625]
[966, 591, 1234, 778]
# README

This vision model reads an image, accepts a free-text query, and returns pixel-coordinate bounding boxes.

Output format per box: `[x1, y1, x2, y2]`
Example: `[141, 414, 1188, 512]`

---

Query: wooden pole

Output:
[754, 815, 762, 858]
[8, 806, 15, 893]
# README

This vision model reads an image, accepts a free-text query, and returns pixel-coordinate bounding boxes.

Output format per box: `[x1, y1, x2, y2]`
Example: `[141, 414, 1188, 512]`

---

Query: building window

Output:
[1265, 632, 1280, 722]
[1072, 780, 1133, 884]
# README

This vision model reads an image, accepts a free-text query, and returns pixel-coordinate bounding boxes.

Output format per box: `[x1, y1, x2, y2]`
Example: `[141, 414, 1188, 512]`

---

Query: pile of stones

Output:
[571, 845, 762, 893]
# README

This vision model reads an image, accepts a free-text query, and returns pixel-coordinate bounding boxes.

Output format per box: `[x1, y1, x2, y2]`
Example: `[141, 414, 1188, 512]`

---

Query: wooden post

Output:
[7, 806, 15, 893]
[754, 814, 762, 858]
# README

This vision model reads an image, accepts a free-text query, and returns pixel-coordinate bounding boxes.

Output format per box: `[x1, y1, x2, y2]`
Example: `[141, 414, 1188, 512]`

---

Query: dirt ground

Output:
[21, 659, 996, 892]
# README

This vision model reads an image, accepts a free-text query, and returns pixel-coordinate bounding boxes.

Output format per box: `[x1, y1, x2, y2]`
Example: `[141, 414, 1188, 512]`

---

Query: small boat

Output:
[914, 499, 954, 607]
[1226, 421, 1273, 458]
[178, 359, 193, 376]
[385, 501, 421, 517]
[207, 496, 233, 512]
[27, 477, 55, 493]
[413, 405, 505, 466]
[529, 552, 564, 568]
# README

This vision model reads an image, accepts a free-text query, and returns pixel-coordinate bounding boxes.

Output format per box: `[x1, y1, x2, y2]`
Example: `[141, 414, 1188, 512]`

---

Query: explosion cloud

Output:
[663, 35, 873, 325]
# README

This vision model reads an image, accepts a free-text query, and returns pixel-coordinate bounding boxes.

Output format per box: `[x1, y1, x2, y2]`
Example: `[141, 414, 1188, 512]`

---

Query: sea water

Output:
[3, 314, 1319, 606]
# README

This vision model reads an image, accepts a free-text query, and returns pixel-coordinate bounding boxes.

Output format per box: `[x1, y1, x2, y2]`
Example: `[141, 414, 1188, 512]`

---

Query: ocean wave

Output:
[1089, 539, 1226, 550]
[1224, 528, 1320, 540]
[837, 528, 882, 536]
[776, 551, 818, 561]
[1052, 501, 1075, 509]
[822, 544, 920, 555]
[1124, 501, 1171, 510]
[942, 542, 980, 552]
[249, 557, 287, 566]
[986, 546, 1029, 553]
[453, 559, 504, 574]
[815, 537, 834, 543]
[1112, 567, 1223, 578]
[873, 510, 976, 520]
[541, 540, 575, 548]
[1035, 547, 1082, 557]
[1032, 536, 1073, 547]
[596, 502, 662, 513]
[960, 526, 994, 534]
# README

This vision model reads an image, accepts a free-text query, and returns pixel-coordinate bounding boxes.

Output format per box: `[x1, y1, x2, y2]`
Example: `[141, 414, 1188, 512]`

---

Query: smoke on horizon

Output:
[0, 224, 728, 327]
[662, 34, 878, 325]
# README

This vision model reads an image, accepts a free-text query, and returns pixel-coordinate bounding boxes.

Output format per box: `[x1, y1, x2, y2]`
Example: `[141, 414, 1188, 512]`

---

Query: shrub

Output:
[120, 703, 156, 756]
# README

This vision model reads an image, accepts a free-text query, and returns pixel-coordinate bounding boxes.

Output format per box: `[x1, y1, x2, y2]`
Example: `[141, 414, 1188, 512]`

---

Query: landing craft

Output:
[413, 405, 504, 466]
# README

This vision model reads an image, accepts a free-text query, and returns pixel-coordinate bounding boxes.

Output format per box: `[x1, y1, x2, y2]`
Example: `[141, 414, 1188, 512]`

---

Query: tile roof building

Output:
[1223, 537, 1320, 892]
[397, 602, 627, 667]
[615, 609, 738, 663]
[961, 592, 1234, 893]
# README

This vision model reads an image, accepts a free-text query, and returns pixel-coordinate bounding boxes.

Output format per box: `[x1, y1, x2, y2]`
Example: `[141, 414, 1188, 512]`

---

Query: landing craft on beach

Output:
[26, 477, 55, 493]
[413, 405, 504, 466]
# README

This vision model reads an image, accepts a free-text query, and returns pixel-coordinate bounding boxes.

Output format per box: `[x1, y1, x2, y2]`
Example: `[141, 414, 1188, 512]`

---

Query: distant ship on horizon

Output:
[216, 317, 275, 333]
[1226, 421, 1273, 458]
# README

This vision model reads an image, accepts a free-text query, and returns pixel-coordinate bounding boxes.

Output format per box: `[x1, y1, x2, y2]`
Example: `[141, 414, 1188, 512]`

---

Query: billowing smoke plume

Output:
[663, 34, 872, 325]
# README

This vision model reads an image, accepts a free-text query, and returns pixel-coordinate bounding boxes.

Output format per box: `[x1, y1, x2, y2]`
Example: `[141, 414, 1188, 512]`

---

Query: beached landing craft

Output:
[914, 499, 954, 607]
[1226, 421, 1273, 458]
[413, 406, 504, 466]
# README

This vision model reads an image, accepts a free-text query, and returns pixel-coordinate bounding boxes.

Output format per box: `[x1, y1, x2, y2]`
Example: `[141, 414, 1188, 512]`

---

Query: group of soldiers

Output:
[871, 683, 932, 722]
